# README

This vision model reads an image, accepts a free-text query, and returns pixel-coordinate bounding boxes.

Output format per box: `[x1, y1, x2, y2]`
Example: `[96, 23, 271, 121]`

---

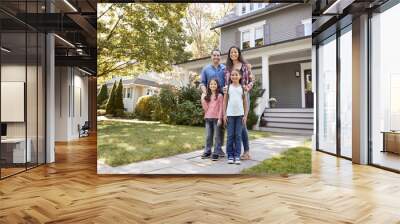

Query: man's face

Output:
[211, 51, 221, 64]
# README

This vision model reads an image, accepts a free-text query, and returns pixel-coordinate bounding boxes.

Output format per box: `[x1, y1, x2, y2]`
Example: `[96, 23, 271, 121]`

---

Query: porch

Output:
[178, 37, 314, 133]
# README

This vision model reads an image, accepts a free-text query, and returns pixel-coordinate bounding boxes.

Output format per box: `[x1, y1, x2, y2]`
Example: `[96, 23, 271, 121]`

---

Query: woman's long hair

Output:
[204, 78, 220, 102]
[225, 46, 247, 72]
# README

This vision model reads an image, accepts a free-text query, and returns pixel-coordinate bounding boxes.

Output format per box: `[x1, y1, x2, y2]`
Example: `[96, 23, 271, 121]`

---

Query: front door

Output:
[304, 69, 313, 108]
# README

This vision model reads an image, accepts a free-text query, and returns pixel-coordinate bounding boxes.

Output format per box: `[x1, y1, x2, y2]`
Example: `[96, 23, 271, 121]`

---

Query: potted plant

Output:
[268, 97, 277, 108]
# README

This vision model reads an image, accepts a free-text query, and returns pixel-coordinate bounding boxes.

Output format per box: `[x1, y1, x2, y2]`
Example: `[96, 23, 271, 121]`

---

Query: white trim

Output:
[269, 56, 311, 65]
[238, 21, 266, 50]
[300, 62, 311, 108]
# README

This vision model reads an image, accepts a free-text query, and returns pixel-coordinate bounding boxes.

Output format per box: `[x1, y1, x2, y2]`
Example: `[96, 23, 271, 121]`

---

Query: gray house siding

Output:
[269, 60, 310, 108]
[219, 4, 311, 54]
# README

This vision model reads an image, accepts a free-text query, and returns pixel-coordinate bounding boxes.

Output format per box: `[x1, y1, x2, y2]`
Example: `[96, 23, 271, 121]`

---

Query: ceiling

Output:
[0, 0, 97, 75]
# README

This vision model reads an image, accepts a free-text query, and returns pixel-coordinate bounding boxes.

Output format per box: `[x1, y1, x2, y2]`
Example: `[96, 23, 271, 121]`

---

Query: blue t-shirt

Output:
[200, 64, 225, 93]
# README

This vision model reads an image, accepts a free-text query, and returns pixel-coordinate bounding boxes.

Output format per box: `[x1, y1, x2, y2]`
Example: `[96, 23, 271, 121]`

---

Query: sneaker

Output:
[218, 151, 226, 158]
[235, 158, 241, 165]
[201, 153, 211, 159]
[240, 152, 251, 160]
[211, 154, 219, 161]
[227, 158, 234, 164]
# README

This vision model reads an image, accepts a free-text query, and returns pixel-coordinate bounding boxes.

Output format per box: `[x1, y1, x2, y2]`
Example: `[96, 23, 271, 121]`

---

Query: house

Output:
[105, 76, 160, 112]
[178, 3, 313, 134]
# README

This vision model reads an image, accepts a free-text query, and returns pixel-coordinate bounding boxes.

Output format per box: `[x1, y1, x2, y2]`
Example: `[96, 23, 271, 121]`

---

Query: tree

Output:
[114, 79, 125, 116]
[106, 81, 117, 115]
[97, 3, 192, 78]
[97, 84, 109, 108]
[183, 3, 235, 58]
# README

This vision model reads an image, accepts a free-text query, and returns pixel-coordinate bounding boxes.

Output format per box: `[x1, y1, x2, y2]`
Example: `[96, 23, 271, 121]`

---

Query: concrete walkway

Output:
[97, 134, 309, 174]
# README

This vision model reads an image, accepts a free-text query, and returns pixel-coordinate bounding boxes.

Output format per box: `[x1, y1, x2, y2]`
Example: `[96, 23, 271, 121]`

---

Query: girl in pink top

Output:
[201, 79, 224, 160]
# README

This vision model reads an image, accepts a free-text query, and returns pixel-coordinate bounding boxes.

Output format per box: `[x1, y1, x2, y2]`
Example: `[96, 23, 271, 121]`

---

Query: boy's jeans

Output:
[204, 118, 222, 155]
[226, 116, 243, 159]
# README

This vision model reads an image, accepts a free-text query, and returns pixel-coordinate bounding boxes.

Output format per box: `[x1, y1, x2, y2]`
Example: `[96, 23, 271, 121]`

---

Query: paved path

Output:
[97, 134, 309, 174]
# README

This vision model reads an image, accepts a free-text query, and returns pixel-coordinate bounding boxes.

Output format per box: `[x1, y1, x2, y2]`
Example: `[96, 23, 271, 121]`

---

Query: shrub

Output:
[105, 81, 117, 115]
[158, 86, 178, 123]
[114, 79, 125, 115]
[247, 82, 264, 129]
[177, 85, 201, 104]
[97, 84, 108, 108]
[171, 101, 204, 126]
[135, 95, 154, 120]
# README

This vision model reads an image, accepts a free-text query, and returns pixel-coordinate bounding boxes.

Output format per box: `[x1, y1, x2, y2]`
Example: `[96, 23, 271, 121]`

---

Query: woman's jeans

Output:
[226, 116, 243, 159]
[204, 118, 222, 155]
[242, 92, 250, 153]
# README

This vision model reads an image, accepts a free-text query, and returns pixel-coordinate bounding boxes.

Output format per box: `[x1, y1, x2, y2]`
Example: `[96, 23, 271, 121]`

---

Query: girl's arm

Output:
[223, 93, 228, 124]
[242, 92, 248, 125]
[245, 63, 254, 91]
[217, 94, 224, 121]
[201, 95, 208, 112]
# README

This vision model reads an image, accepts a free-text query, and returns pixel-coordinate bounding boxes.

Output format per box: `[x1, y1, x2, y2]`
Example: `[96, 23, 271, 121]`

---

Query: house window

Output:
[250, 3, 254, 11]
[255, 26, 264, 47]
[241, 30, 251, 49]
[127, 88, 131, 98]
[257, 3, 263, 9]
[302, 19, 312, 36]
[241, 4, 246, 14]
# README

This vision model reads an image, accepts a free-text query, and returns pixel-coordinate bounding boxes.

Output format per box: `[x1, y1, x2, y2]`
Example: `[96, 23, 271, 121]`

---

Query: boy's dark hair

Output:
[211, 48, 221, 55]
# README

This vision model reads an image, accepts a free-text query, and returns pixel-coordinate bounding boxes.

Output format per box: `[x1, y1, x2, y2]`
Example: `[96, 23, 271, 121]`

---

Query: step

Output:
[262, 117, 313, 124]
[264, 122, 314, 129]
[264, 108, 314, 113]
[259, 127, 313, 135]
[263, 112, 314, 118]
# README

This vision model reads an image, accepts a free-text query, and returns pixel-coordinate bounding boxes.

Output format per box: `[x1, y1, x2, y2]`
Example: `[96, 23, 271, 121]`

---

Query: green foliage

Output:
[247, 82, 264, 129]
[241, 147, 312, 175]
[106, 81, 117, 115]
[158, 86, 178, 123]
[114, 79, 125, 117]
[171, 101, 204, 126]
[135, 95, 154, 120]
[97, 3, 191, 78]
[97, 84, 109, 108]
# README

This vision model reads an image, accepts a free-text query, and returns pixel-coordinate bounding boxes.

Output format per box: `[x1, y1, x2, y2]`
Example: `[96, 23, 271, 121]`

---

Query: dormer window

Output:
[239, 3, 268, 16]
[255, 26, 264, 47]
[242, 31, 251, 49]
[239, 21, 266, 49]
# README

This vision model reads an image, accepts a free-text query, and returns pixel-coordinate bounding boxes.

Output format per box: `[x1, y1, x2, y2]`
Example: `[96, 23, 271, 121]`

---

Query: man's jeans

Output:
[204, 118, 223, 155]
[226, 116, 243, 159]
[242, 92, 250, 152]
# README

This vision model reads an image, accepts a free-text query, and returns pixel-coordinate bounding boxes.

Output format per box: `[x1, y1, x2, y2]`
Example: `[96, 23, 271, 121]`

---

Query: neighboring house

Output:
[178, 3, 313, 134]
[104, 77, 160, 112]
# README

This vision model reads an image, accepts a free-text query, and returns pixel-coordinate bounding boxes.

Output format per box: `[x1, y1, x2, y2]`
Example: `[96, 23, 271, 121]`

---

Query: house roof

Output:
[211, 3, 294, 30]
[175, 35, 311, 66]
[106, 77, 160, 88]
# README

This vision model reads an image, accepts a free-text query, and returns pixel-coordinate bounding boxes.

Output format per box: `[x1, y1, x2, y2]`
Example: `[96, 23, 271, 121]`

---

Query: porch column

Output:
[255, 55, 270, 129]
[262, 55, 270, 106]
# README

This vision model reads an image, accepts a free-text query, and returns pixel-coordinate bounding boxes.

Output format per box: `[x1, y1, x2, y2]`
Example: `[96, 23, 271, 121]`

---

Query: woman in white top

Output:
[223, 69, 248, 165]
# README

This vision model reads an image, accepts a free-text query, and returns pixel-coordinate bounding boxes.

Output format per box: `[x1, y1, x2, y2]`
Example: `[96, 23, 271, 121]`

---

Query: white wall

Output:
[55, 67, 89, 141]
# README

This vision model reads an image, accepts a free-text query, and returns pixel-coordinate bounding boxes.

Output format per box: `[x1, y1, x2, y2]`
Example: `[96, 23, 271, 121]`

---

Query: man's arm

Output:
[200, 67, 208, 94]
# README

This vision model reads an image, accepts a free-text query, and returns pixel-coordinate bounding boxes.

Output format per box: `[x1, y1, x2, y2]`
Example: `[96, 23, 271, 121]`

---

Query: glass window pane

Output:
[318, 35, 337, 154]
[371, 3, 400, 171]
[340, 26, 352, 158]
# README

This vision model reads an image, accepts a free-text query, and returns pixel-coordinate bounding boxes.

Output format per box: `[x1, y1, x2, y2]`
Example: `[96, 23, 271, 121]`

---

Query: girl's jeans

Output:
[226, 116, 243, 159]
[204, 118, 222, 155]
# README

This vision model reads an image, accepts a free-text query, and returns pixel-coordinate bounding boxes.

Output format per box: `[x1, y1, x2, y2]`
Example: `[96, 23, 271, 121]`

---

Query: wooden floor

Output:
[0, 135, 400, 224]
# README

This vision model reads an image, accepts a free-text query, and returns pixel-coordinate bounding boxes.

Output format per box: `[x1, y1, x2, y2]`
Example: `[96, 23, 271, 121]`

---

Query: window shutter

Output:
[235, 30, 241, 48]
[263, 23, 271, 45]
[296, 24, 305, 37]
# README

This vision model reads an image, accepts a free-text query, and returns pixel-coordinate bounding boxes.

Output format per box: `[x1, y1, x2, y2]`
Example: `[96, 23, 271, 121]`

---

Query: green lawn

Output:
[98, 120, 271, 167]
[241, 146, 312, 175]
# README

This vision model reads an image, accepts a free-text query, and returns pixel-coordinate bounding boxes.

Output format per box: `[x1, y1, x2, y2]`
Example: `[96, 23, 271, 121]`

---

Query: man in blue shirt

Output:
[200, 49, 226, 160]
